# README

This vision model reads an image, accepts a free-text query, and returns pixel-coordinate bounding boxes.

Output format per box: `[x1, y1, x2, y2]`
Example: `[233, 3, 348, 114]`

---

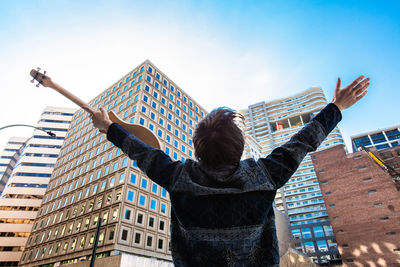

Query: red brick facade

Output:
[311, 145, 400, 266]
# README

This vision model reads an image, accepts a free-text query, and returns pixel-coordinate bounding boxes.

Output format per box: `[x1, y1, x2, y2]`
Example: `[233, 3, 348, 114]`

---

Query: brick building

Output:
[311, 144, 400, 266]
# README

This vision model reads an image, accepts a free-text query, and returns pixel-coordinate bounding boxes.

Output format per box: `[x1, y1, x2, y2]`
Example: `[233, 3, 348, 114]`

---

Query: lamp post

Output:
[0, 124, 56, 137]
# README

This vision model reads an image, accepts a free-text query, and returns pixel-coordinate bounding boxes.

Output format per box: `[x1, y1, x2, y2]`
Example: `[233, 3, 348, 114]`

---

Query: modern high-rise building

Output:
[351, 125, 400, 152]
[312, 144, 400, 266]
[0, 137, 28, 194]
[0, 107, 75, 266]
[240, 88, 344, 263]
[19, 60, 208, 267]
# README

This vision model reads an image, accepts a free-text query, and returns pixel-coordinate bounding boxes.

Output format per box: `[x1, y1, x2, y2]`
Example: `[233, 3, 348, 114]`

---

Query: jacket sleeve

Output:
[257, 103, 342, 189]
[106, 123, 182, 190]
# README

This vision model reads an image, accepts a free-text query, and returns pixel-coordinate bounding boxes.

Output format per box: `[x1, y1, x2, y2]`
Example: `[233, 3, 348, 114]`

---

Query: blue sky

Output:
[0, 0, 399, 151]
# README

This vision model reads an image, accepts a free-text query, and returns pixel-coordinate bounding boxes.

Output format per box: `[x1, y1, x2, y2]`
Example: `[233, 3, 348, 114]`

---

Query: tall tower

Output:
[240, 88, 344, 263]
[0, 107, 75, 266]
[20, 60, 207, 266]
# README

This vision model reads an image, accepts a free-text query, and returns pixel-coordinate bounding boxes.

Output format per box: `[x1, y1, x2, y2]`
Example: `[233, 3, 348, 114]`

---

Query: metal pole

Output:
[90, 218, 102, 267]
[0, 124, 56, 137]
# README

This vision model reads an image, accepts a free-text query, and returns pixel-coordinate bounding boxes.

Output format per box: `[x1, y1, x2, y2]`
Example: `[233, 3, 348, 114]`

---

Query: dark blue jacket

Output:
[107, 103, 342, 266]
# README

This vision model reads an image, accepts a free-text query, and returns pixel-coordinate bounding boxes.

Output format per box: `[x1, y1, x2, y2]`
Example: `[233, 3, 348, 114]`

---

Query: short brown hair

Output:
[193, 108, 244, 168]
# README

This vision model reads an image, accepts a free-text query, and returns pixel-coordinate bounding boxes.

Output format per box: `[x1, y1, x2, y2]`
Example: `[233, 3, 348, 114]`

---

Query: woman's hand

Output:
[86, 107, 113, 134]
[332, 75, 370, 111]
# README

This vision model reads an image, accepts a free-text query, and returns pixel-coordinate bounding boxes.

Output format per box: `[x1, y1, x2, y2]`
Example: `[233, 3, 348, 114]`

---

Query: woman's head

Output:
[193, 108, 244, 168]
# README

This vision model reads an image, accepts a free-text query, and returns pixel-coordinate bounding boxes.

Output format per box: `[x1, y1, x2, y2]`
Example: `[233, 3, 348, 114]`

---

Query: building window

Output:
[148, 216, 155, 228]
[127, 190, 134, 202]
[106, 194, 112, 205]
[101, 181, 106, 190]
[119, 173, 125, 183]
[112, 209, 118, 220]
[141, 178, 148, 189]
[139, 195, 146, 207]
[109, 229, 115, 241]
[301, 228, 312, 239]
[130, 173, 137, 184]
[124, 209, 131, 220]
[152, 184, 158, 194]
[160, 203, 166, 214]
[116, 191, 122, 201]
[150, 199, 157, 211]
[313, 226, 324, 238]
[158, 221, 165, 233]
[137, 213, 143, 224]
[113, 162, 119, 171]
[317, 240, 328, 252]
[304, 242, 315, 253]
[121, 229, 128, 241]
[161, 188, 167, 198]
[146, 235, 153, 247]
[134, 232, 141, 244]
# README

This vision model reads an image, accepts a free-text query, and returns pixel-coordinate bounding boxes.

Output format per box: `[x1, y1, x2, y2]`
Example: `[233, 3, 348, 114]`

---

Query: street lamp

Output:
[0, 124, 56, 137]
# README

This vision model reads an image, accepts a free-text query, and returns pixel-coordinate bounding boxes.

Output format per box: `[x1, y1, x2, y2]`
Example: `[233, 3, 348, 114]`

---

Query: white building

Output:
[0, 106, 75, 265]
[240, 88, 344, 263]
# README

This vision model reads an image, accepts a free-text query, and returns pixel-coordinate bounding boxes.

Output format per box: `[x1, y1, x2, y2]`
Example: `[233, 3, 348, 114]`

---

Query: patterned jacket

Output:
[106, 103, 342, 266]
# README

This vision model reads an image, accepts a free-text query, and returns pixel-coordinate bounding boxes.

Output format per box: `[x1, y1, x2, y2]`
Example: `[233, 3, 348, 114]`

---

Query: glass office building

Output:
[351, 125, 400, 152]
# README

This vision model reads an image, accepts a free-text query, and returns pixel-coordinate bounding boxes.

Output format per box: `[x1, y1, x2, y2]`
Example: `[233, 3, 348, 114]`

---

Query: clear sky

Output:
[0, 0, 399, 151]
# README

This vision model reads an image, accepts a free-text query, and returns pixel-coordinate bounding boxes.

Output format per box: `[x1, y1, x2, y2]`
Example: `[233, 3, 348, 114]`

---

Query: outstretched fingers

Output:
[353, 78, 370, 95]
[349, 75, 365, 89]
[355, 89, 368, 101]
[335, 77, 341, 95]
